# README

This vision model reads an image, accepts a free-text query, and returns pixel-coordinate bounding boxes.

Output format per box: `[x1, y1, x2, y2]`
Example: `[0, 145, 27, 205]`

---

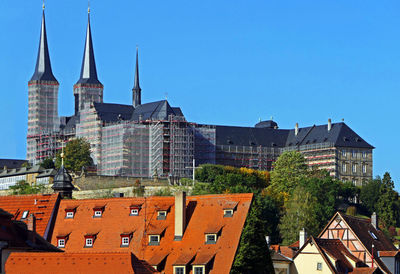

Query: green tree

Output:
[231, 197, 274, 274]
[376, 172, 399, 228]
[55, 138, 93, 173]
[269, 151, 308, 196]
[279, 186, 319, 245]
[9, 180, 44, 195]
[360, 178, 382, 214]
[40, 158, 55, 169]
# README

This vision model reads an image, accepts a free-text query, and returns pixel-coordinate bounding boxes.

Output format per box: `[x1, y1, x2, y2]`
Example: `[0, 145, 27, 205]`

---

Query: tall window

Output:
[342, 150, 346, 157]
[362, 151, 367, 158]
[342, 163, 347, 173]
[362, 164, 367, 174]
[352, 150, 357, 158]
[352, 164, 357, 173]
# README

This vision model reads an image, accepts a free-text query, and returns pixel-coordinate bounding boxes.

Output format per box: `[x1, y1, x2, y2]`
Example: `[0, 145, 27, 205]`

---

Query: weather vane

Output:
[42, 0, 45, 10]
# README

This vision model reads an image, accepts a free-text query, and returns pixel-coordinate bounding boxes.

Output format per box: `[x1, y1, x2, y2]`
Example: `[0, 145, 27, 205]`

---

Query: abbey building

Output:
[27, 10, 374, 185]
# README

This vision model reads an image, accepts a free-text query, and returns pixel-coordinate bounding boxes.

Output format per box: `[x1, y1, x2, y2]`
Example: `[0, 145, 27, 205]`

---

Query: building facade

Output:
[26, 9, 374, 185]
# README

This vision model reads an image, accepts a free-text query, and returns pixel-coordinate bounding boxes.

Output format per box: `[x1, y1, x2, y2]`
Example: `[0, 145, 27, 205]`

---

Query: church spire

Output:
[30, 9, 57, 82]
[76, 11, 101, 85]
[132, 47, 142, 107]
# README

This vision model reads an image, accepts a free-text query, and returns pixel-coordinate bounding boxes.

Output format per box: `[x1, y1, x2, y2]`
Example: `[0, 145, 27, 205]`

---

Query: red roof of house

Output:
[0, 193, 59, 239]
[5, 252, 158, 274]
[50, 193, 253, 273]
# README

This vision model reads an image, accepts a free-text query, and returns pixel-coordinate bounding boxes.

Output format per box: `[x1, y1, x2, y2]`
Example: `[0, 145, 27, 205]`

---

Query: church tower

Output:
[132, 48, 141, 107]
[73, 8, 103, 115]
[27, 7, 60, 164]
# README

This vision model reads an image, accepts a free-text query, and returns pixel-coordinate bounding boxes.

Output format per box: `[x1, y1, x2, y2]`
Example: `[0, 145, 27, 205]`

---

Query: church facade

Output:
[27, 9, 374, 185]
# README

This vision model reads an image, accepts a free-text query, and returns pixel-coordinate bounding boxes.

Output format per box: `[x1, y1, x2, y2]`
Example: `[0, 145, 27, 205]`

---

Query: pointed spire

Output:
[132, 47, 142, 107]
[30, 9, 57, 82]
[76, 12, 101, 85]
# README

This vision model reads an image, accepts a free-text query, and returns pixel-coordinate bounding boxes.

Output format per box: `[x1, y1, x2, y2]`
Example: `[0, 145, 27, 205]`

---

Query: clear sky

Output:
[1, 1, 400, 188]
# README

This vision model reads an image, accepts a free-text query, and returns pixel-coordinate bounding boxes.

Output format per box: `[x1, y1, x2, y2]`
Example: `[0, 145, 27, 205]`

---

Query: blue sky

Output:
[1, 1, 400, 188]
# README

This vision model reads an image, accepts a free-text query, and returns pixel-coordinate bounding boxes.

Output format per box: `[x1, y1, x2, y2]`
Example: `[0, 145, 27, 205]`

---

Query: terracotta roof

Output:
[192, 252, 215, 265]
[173, 253, 195, 265]
[271, 251, 292, 262]
[269, 244, 296, 259]
[351, 267, 379, 274]
[5, 252, 159, 274]
[0, 193, 59, 239]
[378, 251, 400, 257]
[50, 193, 253, 273]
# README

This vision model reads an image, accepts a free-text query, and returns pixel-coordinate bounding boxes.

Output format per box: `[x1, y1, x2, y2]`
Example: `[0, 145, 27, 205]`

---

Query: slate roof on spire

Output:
[52, 165, 74, 192]
[133, 48, 141, 91]
[30, 11, 57, 82]
[76, 14, 102, 85]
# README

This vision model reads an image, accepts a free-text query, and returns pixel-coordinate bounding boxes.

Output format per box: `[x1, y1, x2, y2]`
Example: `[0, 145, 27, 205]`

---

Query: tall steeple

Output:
[132, 48, 142, 107]
[73, 7, 103, 115]
[30, 8, 57, 82]
[76, 11, 101, 85]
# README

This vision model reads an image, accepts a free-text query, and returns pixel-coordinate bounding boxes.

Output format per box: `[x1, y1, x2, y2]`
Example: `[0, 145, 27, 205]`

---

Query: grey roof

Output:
[93, 102, 134, 122]
[131, 100, 183, 121]
[215, 125, 289, 147]
[0, 165, 44, 178]
[215, 122, 373, 149]
[255, 120, 278, 129]
[76, 15, 101, 85]
[52, 165, 74, 191]
[285, 123, 374, 149]
[36, 168, 57, 178]
[0, 159, 27, 169]
[30, 11, 57, 82]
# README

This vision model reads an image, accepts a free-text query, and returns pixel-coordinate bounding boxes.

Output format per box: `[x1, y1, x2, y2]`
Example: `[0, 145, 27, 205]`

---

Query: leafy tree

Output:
[40, 158, 55, 169]
[279, 186, 319, 245]
[231, 197, 274, 274]
[269, 151, 308, 196]
[360, 178, 382, 214]
[21, 162, 31, 168]
[9, 180, 44, 195]
[376, 172, 399, 228]
[55, 138, 93, 173]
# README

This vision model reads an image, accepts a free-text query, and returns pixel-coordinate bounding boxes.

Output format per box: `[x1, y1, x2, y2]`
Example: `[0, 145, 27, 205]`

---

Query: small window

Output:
[66, 211, 74, 219]
[21, 210, 29, 219]
[174, 266, 185, 274]
[342, 150, 346, 157]
[157, 211, 167, 220]
[317, 262, 322, 270]
[193, 266, 204, 274]
[352, 150, 357, 158]
[85, 238, 93, 247]
[369, 231, 378, 240]
[94, 210, 102, 217]
[224, 209, 233, 217]
[362, 151, 367, 158]
[149, 235, 160, 245]
[352, 179, 357, 186]
[121, 236, 130, 246]
[130, 208, 139, 216]
[205, 234, 217, 244]
[58, 239, 65, 248]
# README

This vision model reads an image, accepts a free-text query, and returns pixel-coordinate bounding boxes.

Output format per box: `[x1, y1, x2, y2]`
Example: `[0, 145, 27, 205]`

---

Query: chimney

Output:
[295, 123, 299, 136]
[299, 228, 307, 249]
[27, 213, 36, 232]
[371, 212, 378, 229]
[174, 191, 186, 241]
[328, 118, 332, 131]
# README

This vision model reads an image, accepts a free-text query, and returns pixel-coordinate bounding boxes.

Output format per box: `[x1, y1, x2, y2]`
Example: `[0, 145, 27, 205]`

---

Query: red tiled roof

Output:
[5, 252, 159, 274]
[0, 193, 59, 239]
[192, 252, 215, 265]
[379, 251, 400, 257]
[352, 267, 379, 274]
[50, 193, 253, 274]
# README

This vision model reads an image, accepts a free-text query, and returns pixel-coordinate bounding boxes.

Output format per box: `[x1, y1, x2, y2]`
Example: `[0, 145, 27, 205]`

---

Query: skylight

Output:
[21, 210, 29, 219]
[369, 231, 378, 240]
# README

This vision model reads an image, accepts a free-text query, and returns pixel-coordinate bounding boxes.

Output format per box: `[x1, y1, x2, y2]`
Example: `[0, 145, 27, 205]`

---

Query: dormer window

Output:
[129, 205, 141, 216]
[173, 266, 186, 274]
[21, 210, 29, 220]
[120, 233, 132, 247]
[157, 211, 167, 220]
[223, 209, 233, 217]
[149, 235, 160, 245]
[65, 208, 76, 219]
[192, 266, 205, 274]
[93, 206, 105, 218]
[84, 234, 96, 248]
[205, 234, 217, 244]
[56, 234, 69, 248]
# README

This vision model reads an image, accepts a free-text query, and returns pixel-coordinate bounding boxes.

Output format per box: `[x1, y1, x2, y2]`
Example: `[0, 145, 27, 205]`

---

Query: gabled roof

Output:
[285, 123, 374, 149]
[76, 14, 102, 85]
[50, 193, 253, 274]
[131, 100, 183, 121]
[5, 252, 159, 274]
[30, 11, 57, 82]
[93, 102, 134, 122]
[0, 193, 59, 239]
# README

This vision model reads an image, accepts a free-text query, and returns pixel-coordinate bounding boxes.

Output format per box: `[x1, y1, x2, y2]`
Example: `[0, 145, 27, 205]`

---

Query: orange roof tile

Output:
[5, 252, 159, 274]
[192, 252, 215, 265]
[0, 193, 59, 239]
[173, 253, 195, 265]
[378, 250, 400, 257]
[50, 193, 253, 274]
